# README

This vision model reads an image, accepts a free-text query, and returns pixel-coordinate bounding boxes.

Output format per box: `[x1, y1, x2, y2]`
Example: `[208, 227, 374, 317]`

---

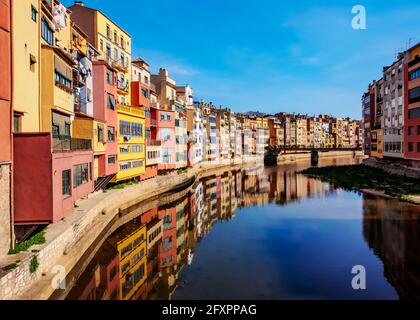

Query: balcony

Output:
[117, 104, 145, 117]
[52, 136, 92, 152]
[408, 55, 420, 68]
[147, 139, 162, 146]
[117, 80, 129, 94]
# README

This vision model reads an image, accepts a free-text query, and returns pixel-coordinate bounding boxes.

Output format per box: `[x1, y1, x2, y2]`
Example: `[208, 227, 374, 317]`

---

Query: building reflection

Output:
[66, 167, 347, 300]
[362, 196, 420, 300]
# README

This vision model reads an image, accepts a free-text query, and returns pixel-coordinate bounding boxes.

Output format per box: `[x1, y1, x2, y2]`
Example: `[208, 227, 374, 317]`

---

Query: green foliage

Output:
[301, 164, 420, 198]
[29, 255, 39, 273]
[3, 263, 18, 271]
[8, 231, 46, 255]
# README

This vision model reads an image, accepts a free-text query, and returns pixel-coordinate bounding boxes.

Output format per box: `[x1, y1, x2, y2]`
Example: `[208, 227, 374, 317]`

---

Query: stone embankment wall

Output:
[363, 157, 420, 179]
[278, 150, 363, 163]
[0, 158, 260, 300]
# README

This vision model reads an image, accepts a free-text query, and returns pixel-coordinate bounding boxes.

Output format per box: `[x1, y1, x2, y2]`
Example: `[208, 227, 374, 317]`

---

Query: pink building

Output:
[13, 133, 94, 224]
[92, 61, 119, 187]
[157, 108, 176, 171]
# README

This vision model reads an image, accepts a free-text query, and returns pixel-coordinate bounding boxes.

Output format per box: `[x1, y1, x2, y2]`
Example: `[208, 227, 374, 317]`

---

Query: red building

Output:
[158, 205, 177, 269]
[404, 43, 420, 161]
[0, 0, 13, 253]
[14, 133, 94, 224]
[362, 88, 375, 156]
[92, 60, 119, 187]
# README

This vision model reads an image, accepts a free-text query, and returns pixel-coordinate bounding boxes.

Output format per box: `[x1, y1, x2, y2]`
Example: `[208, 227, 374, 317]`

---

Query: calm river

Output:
[63, 157, 420, 300]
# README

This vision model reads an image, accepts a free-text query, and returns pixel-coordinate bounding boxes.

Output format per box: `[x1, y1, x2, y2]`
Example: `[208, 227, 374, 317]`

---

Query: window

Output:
[31, 5, 37, 22]
[160, 129, 172, 141]
[132, 160, 143, 168]
[119, 162, 132, 171]
[114, 48, 118, 63]
[106, 43, 111, 59]
[119, 145, 129, 154]
[62, 170, 71, 196]
[141, 88, 149, 98]
[131, 145, 143, 153]
[64, 123, 70, 137]
[106, 69, 114, 85]
[13, 114, 21, 133]
[409, 107, 420, 120]
[408, 86, 420, 104]
[97, 125, 104, 143]
[107, 93, 115, 109]
[121, 36, 124, 48]
[409, 143, 414, 152]
[114, 31, 117, 43]
[409, 68, 420, 81]
[108, 155, 116, 165]
[100, 39, 104, 52]
[73, 164, 89, 188]
[408, 126, 415, 136]
[108, 126, 115, 142]
[106, 24, 111, 38]
[119, 120, 131, 135]
[41, 18, 54, 45]
[131, 123, 143, 137]
[54, 71, 72, 90]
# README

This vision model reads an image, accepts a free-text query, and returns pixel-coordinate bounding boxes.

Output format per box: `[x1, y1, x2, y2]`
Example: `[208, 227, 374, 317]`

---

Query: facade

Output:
[0, 0, 13, 254]
[152, 68, 177, 171]
[382, 55, 406, 158]
[13, 0, 94, 226]
[91, 59, 119, 185]
[404, 43, 420, 161]
[268, 117, 284, 147]
[131, 57, 159, 180]
[70, 2, 145, 182]
[217, 109, 231, 163]
[371, 79, 385, 158]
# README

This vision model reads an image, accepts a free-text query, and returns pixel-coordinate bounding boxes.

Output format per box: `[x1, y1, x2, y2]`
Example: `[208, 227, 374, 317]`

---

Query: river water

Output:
[64, 157, 420, 300]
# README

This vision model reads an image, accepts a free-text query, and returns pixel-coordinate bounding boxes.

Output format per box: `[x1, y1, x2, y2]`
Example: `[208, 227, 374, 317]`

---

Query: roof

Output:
[69, 4, 131, 37]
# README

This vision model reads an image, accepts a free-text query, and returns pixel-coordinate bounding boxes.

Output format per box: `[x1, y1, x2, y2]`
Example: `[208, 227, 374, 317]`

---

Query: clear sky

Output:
[63, 0, 420, 119]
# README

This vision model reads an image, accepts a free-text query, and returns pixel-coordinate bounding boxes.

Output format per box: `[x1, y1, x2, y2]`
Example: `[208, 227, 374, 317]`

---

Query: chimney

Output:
[74, 1, 84, 6]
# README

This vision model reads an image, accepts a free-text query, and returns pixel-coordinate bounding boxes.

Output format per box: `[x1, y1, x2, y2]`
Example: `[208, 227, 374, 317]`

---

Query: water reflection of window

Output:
[120, 242, 133, 259]
[162, 236, 173, 252]
[162, 255, 173, 267]
[131, 248, 145, 265]
[163, 214, 172, 229]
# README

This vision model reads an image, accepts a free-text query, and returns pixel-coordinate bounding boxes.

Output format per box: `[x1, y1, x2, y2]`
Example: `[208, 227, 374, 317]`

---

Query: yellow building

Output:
[70, 3, 145, 182]
[110, 222, 147, 300]
[69, 2, 132, 105]
[116, 104, 146, 181]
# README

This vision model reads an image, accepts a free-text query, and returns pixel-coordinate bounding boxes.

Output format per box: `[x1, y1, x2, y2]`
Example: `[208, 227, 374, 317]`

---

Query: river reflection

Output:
[64, 158, 420, 300]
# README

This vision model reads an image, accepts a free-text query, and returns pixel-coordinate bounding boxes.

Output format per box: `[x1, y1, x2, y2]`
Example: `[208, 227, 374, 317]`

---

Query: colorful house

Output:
[13, 0, 94, 226]
[404, 43, 420, 161]
[0, 0, 13, 254]
[132, 57, 160, 180]
[152, 69, 177, 171]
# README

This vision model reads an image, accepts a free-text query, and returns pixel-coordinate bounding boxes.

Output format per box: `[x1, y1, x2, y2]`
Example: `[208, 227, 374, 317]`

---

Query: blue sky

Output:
[64, 0, 420, 119]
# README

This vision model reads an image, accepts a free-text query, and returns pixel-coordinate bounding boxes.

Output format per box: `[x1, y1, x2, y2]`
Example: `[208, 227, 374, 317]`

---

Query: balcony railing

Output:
[117, 80, 129, 93]
[52, 137, 92, 152]
[147, 139, 162, 146]
[117, 104, 145, 117]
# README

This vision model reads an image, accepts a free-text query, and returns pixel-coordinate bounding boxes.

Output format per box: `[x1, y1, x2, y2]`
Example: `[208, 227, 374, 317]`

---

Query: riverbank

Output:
[277, 150, 364, 163]
[0, 158, 261, 300]
[301, 164, 420, 204]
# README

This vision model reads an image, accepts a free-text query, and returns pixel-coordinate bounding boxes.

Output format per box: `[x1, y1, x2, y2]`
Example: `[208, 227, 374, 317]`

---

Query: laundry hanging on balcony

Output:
[52, 3, 67, 30]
